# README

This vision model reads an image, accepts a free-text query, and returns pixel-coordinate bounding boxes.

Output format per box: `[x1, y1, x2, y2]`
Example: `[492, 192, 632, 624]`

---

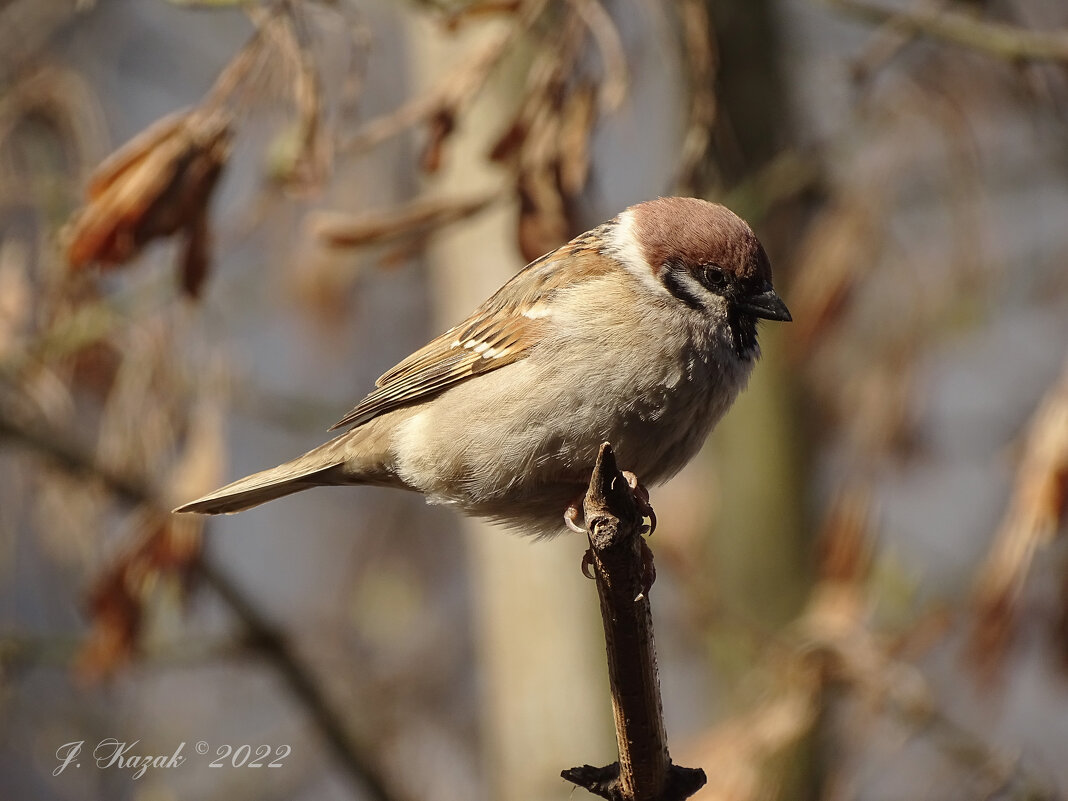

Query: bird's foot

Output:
[573, 469, 657, 597]
[563, 472, 654, 535]
[622, 471, 656, 597]
[580, 539, 656, 599]
[621, 470, 656, 535]
[581, 548, 596, 580]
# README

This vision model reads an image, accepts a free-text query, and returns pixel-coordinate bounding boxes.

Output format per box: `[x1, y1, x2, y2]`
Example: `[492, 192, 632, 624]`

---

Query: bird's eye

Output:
[700, 265, 728, 292]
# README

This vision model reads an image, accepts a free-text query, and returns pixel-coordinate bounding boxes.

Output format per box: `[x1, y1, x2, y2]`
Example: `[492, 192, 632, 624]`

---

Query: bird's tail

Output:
[176, 464, 347, 515]
[174, 435, 354, 516]
[174, 413, 403, 515]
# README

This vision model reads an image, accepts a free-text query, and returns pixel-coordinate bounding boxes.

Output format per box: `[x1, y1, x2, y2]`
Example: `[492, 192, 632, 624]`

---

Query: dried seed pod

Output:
[77, 510, 203, 681]
[65, 109, 233, 297]
[420, 106, 456, 174]
[557, 82, 597, 196]
[969, 365, 1068, 674]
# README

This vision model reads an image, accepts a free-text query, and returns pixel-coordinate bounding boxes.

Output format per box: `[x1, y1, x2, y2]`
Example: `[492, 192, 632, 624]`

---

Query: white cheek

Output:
[670, 268, 730, 323]
[607, 211, 671, 299]
[705, 293, 730, 323]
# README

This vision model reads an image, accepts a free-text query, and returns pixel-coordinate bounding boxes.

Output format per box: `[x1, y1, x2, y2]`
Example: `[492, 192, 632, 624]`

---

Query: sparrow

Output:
[176, 197, 791, 536]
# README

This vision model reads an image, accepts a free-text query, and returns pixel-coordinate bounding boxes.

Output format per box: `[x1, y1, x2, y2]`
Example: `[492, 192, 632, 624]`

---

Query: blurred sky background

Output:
[2, 1, 1068, 800]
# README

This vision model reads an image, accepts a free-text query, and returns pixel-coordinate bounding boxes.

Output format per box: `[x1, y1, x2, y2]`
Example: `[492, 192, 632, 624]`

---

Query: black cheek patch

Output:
[661, 262, 704, 310]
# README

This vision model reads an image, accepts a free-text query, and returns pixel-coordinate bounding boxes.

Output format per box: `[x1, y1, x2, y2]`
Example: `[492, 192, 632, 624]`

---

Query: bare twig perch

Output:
[562, 443, 706, 801]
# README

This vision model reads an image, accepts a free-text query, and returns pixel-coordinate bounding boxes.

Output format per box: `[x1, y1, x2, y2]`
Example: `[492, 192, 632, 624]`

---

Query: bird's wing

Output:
[329, 233, 612, 431]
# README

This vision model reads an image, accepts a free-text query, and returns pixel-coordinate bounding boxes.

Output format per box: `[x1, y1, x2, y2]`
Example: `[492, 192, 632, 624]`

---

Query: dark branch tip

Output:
[584, 442, 640, 545]
[561, 762, 707, 801]
[561, 763, 621, 800]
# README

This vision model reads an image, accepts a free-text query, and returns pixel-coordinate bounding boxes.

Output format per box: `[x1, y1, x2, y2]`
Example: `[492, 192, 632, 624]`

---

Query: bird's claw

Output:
[622, 471, 657, 597]
[580, 541, 654, 597]
[621, 470, 657, 535]
[581, 548, 596, 580]
[564, 503, 586, 534]
[570, 471, 656, 591]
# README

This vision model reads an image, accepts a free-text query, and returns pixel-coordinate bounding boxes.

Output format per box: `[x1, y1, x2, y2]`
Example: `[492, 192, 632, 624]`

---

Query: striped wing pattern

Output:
[329, 228, 613, 431]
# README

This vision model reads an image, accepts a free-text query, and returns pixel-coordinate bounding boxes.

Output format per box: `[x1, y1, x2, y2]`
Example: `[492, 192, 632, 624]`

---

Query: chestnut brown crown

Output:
[630, 197, 791, 335]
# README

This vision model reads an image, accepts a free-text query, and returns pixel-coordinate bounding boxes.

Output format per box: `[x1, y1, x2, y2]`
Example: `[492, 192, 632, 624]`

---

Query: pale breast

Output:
[390, 272, 754, 519]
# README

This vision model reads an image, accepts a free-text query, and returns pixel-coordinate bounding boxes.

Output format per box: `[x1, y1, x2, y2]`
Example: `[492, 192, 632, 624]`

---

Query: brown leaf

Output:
[420, 107, 456, 174]
[969, 363, 1068, 674]
[179, 208, 211, 298]
[65, 109, 233, 296]
[557, 83, 597, 196]
[443, 0, 523, 32]
[76, 565, 142, 683]
[516, 169, 570, 262]
[77, 509, 204, 681]
[816, 485, 874, 585]
[488, 119, 528, 163]
[310, 193, 498, 250]
[786, 199, 881, 354]
[84, 112, 189, 202]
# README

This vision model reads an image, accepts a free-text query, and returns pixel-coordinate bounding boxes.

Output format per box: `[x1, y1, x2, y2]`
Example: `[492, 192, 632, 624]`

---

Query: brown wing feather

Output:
[329, 230, 614, 431]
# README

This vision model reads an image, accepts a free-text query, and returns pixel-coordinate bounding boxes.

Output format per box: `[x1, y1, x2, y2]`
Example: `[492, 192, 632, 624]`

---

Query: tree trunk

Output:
[408, 16, 612, 801]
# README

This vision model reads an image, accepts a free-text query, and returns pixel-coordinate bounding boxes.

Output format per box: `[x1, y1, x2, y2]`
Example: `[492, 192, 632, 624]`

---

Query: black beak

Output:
[735, 288, 792, 322]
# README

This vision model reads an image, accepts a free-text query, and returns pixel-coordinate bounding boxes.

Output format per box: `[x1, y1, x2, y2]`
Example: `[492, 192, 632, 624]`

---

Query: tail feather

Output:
[174, 412, 406, 515]
[174, 459, 347, 515]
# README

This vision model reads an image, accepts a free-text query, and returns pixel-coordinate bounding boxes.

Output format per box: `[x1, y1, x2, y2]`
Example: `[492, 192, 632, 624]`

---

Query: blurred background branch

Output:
[825, 0, 1068, 62]
[0, 394, 400, 800]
